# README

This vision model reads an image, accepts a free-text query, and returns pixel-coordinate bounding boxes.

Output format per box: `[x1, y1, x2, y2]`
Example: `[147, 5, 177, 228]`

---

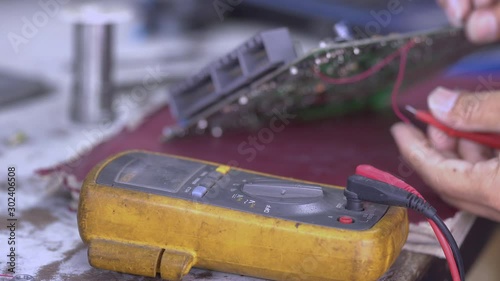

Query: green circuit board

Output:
[163, 27, 480, 140]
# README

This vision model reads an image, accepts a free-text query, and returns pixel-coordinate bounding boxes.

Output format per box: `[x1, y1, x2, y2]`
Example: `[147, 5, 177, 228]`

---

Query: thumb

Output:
[466, 8, 500, 44]
[427, 87, 500, 132]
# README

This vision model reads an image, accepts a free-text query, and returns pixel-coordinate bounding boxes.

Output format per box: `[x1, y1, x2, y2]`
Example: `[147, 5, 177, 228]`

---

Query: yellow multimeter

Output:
[78, 150, 408, 281]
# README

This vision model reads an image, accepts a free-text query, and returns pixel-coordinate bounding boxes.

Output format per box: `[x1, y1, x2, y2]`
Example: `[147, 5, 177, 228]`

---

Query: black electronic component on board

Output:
[169, 28, 297, 120]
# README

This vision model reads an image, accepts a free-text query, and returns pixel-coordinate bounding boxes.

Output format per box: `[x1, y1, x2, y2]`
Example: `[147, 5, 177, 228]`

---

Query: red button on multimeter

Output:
[338, 216, 354, 224]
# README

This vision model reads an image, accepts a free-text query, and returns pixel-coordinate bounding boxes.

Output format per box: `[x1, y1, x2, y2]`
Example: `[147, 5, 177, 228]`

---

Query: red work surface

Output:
[40, 74, 499, 223]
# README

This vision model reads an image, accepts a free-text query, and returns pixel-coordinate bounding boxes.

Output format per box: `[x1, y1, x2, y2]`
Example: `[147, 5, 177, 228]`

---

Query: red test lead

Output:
[405, 106, 500, 149]
[346, 165, 464, 281]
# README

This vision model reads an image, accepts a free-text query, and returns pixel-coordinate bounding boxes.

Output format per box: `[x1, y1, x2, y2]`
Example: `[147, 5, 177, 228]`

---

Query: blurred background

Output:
[0, 0, 456, 174]
[0, 1, 499, 280]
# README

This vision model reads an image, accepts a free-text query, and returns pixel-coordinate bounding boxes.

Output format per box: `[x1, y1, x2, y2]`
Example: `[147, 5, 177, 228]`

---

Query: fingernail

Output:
[390, 122, 405, 135]
[390, 124, 398, 135]
[468, 11, 498, 43]
[447, 0, 467, 25]
[428, 87, 459, 119]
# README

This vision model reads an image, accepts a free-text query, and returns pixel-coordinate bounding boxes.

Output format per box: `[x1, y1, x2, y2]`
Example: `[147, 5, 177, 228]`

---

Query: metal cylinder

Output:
[63, 4, 130, 124]
[71, 23, 114, 123]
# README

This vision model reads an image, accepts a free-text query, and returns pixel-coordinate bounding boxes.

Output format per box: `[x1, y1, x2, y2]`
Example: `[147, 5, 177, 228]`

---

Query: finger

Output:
[466, 4, 500, 43]
[391, 122, 466, 196]
[427, 125, 458, 157]
[441, 195, 500, 221]
[457, 138, 494, 163]
[391, 123, 500, 206]
[438, 0, 472, 26]
[427, 87, 500, 132]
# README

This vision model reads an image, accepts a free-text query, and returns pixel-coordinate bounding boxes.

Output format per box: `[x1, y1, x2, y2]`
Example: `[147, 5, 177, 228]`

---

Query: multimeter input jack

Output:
[343, 189, 364, 211]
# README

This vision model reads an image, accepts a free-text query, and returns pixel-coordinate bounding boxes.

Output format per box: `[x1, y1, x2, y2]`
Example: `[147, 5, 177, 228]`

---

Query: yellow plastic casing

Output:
[78, 150, 408, 281]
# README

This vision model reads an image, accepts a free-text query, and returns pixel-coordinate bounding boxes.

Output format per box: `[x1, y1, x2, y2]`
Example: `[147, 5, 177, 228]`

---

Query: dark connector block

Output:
[170, 28, 297, 120]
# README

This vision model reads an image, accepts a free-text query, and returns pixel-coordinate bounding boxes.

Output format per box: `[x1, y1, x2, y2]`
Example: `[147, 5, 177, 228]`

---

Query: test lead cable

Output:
[345, 165, 464, 281]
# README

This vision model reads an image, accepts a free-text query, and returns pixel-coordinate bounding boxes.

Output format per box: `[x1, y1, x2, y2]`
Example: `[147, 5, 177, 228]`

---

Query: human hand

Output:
[391, 87, 500, 221]
[438, 0, 500, 43]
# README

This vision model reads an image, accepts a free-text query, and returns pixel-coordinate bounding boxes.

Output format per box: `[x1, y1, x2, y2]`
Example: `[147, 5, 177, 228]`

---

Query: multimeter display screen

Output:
[114, 154, 204, 193]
